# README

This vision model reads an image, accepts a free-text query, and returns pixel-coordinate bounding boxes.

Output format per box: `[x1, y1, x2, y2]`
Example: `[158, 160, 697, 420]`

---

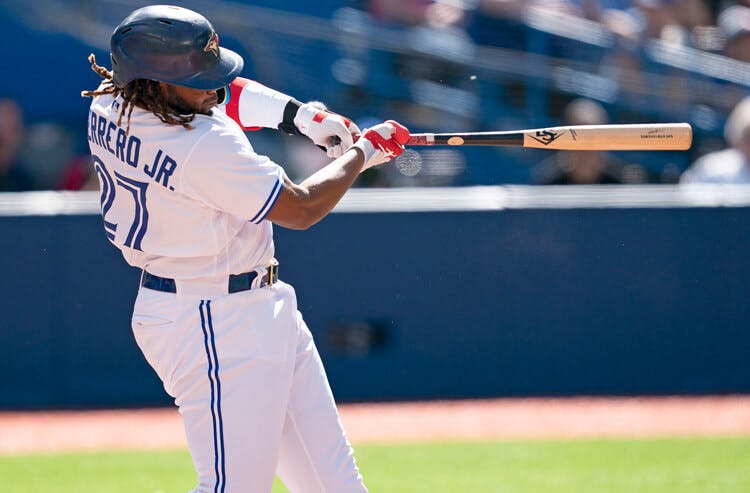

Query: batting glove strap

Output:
[353, 120, 410, 171]
[278, 99, 303, 136]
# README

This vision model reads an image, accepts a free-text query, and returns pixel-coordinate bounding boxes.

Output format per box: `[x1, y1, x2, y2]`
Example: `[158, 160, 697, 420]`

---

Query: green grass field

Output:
[1, 437, 749, 492]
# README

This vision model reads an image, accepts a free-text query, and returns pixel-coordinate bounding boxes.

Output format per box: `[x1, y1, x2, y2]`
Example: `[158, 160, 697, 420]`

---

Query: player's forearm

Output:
[300, 147, 365, 208]
[224, 78, 294, 130]
[267, 148, 365, 230]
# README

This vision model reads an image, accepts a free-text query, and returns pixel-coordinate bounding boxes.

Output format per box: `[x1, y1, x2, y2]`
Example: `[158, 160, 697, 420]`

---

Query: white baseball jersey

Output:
[89, 79, 368, 492]
[87, 78, 292, 280]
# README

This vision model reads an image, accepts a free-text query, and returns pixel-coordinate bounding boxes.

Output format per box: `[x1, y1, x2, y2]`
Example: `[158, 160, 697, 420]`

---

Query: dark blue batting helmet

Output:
[110, 5, 243, 90]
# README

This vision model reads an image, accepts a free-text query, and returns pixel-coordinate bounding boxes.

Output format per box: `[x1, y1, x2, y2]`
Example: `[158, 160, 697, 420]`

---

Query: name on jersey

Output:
[88, 111, 178, 191]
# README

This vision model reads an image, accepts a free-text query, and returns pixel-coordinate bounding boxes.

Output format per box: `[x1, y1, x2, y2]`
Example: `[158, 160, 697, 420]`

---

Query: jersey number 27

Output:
[93, 155, 150, 251]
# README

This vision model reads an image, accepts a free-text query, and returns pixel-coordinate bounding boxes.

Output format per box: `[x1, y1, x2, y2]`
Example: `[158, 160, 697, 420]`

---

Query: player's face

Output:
[159, 82, 219, 116]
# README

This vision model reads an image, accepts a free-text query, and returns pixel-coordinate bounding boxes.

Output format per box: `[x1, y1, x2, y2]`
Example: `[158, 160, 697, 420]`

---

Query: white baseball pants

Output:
[131, 280, 367, 493]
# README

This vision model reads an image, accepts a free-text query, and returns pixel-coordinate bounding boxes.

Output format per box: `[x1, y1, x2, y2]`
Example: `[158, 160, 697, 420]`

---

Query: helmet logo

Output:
[204, 31, 219, 57]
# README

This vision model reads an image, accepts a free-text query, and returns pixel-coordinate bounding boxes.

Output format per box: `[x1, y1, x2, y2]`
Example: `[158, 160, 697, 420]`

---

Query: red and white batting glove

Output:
[294, 102, 361, 158]
[352, 120, 411, 171]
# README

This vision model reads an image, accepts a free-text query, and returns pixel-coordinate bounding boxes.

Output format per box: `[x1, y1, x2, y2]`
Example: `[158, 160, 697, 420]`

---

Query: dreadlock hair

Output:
[81, 54, 195, 133]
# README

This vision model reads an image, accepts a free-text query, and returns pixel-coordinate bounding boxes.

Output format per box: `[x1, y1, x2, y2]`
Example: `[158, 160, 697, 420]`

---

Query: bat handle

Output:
[406, 134, 435, 146]
[316, 135, 342, 153]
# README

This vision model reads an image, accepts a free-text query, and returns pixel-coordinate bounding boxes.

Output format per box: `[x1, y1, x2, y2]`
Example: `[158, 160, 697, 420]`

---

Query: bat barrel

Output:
[406, 124, 693, 151]
[524, 123, 692, 151]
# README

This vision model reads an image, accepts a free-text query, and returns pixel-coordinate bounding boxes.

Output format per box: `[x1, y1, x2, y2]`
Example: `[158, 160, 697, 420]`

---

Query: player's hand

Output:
[351, 120, 410, 171]
[294, 102, 361, 158]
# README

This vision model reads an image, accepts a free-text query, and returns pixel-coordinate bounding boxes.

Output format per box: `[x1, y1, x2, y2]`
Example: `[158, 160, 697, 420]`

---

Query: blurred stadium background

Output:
[6, 0, 750, 190]
[1, 0, 750, 443]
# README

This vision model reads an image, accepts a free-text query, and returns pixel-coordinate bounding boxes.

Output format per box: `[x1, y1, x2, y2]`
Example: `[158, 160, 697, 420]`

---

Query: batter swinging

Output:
[82, 5, 409, 492]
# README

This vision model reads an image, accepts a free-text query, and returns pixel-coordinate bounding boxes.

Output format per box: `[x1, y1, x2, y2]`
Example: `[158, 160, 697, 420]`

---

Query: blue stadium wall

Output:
[1, 191, 750, 409]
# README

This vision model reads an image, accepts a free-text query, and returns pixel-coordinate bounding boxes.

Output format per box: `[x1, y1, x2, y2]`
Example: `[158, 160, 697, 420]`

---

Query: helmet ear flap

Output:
[216, 85, 230, 105]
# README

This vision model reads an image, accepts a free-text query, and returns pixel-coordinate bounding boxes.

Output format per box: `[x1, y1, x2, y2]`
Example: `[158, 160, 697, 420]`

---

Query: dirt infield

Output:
[1, 396, 749, 455]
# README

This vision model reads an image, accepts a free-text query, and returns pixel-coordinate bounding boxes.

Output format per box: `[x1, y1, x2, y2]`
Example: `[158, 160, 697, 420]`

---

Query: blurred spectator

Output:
[680, 96, 750, 183]
[366, 0, 432, 25]
[533, 98, 651, 184]
[20, 122, 77, 190]
[365, 0, 466, 28]
[670, 0, 712, 31]
[615, 1, 711, 43]
[472, 0, 709, 43]
[58, 155, 97, 191]
[718, 5, 750, 62]
[0, 99, 35, 191]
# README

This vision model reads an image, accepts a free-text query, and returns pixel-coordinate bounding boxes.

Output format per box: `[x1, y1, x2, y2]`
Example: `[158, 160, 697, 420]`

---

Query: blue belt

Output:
[141, 263, 279, 294]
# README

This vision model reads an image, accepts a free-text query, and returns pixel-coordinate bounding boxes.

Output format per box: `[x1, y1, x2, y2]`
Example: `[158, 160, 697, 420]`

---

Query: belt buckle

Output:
[267, 259, 279, 286]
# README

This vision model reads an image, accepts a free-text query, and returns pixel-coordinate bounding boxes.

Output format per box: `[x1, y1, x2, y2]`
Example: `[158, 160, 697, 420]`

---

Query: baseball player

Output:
[81, 5, 409, 492]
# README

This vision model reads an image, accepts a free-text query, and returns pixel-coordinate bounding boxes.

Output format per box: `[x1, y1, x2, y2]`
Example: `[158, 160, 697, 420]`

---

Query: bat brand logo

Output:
[204, 31, 219, 57]
[530, 129, 564, 146]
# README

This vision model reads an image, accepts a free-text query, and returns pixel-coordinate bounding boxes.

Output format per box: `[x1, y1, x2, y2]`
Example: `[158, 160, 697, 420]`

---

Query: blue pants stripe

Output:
[200, 300, 226, 493]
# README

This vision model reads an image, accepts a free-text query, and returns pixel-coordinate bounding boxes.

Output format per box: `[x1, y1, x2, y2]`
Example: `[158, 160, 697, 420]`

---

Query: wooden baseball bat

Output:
[406, 123, 692, 151]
